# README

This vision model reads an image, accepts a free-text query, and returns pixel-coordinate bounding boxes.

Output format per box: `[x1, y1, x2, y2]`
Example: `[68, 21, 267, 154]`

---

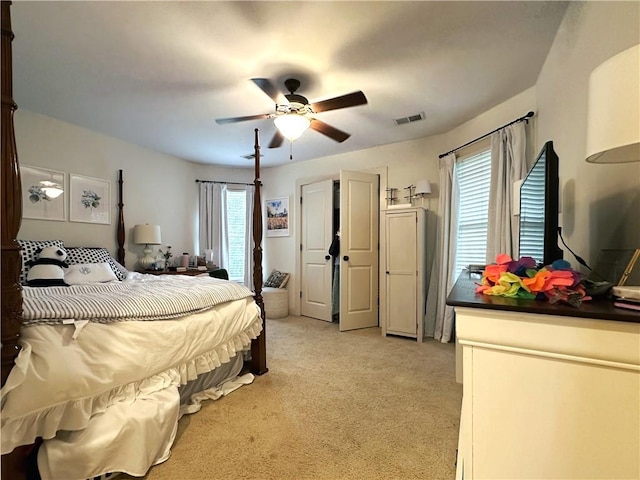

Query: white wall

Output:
[15, 1, 638, 303]
[261, 88, 535, 314]
[536, 1, 640, 264]
[15, 110, 255, 271]
[263, 1, 640, 314]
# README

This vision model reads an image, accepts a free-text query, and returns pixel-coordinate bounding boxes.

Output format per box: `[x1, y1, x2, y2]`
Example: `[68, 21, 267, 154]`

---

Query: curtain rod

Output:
[438, 111, 535, 159]
[195, 179, 255, 186]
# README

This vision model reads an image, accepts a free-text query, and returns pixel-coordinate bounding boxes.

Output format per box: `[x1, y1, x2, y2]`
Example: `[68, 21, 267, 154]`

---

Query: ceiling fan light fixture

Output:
[39, 180, 64, 199]
[274, 113, 310, 142]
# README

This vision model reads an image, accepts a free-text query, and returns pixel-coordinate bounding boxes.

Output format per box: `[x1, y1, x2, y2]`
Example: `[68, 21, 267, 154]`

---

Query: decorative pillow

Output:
[109, 258, 129, 279]
[26, 245, 69, 287]
[18, 239, 65, 285]
[65, 263, 118, 285]
[65, 247, 126, 281]
[264, 269, 290, 289]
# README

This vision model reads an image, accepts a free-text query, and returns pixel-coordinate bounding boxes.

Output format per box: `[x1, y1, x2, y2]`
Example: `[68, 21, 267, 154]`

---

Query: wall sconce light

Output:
[133, 223, 162, 270]
[586, 44, 639, 163]
[414, 179, 432, 196]
[410, 179, 432, 206]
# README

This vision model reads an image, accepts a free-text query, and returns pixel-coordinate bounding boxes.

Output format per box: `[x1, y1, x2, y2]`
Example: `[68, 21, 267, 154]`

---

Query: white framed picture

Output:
[266, 197, 289, 237]
[69, 174, 111, 224]
[20, 165, 66, 221]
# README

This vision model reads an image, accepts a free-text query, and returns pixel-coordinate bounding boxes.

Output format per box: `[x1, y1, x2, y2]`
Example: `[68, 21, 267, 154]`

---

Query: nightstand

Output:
[137, 269, 212, 276]
[137, 268, 228, 280]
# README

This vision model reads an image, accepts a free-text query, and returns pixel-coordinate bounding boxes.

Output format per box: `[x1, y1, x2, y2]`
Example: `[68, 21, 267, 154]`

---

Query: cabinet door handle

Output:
[343, 255, 350, 261]
[325, 255, 331, 260]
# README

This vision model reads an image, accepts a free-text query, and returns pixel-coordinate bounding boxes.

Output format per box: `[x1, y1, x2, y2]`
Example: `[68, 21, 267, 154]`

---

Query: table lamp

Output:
[133, 224, 161, 270]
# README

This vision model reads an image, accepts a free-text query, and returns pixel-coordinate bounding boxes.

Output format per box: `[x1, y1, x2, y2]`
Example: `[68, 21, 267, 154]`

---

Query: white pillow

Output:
[65, 262, 118, 285]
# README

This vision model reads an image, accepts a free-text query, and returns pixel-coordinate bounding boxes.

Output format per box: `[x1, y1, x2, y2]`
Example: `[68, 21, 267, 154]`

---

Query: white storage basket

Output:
[262, 287, 289, 319]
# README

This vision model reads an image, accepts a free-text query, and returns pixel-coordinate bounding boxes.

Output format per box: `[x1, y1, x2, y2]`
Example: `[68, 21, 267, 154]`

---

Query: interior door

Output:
[339, 170, 379, 331]
[300, 179, 333, 321]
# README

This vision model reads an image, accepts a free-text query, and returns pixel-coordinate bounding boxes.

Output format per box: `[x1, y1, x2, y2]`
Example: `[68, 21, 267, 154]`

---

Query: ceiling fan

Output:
[215, 78, 368, 149]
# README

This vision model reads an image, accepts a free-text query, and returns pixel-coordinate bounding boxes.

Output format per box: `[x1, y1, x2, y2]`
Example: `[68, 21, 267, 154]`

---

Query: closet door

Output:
[300, 179, 334, 321]
[339, 170, 379, 331]
[386, 211, 418, 336]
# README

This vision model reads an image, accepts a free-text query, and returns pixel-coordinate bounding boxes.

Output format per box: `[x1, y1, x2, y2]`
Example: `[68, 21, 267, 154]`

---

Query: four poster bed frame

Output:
[1, 2, 267, 478]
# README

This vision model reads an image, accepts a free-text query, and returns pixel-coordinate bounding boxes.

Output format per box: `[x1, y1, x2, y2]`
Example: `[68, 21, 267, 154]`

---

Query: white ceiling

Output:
[11, 1, 568, 168]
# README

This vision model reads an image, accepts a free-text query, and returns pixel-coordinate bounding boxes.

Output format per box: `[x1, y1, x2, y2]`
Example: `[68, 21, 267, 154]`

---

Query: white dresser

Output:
[448, 272, 640, 479]
[383, 207, 427, 341]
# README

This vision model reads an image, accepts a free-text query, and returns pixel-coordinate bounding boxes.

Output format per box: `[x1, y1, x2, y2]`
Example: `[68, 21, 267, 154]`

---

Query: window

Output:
[226, 189, 246, 282]
[453, 148, 491, 278]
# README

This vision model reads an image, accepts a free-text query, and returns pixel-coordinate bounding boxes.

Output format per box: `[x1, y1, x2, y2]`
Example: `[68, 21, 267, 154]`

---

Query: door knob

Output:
[325, 255, 331, 260]
[343, 255, 350, 261]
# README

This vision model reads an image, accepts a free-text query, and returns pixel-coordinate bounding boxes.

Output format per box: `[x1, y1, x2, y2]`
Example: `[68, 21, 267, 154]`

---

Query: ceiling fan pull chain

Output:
[289, 141, 293, 161]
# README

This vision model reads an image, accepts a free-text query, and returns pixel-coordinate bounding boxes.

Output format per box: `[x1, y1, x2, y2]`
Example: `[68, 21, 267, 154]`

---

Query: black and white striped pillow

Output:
[66, 247, 127, 281]
[18, 239, 65, 285]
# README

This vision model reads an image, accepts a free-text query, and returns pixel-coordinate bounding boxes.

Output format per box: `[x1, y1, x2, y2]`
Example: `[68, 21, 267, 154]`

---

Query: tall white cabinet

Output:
[383, 207, 426, 341]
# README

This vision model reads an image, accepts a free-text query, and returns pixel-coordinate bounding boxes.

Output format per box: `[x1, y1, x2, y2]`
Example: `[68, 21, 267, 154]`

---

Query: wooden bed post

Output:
[251, 128, 268, 375]
[1, 0, 23, 388]
[2, 3, 37, 479]
[117, 169, 125, 265]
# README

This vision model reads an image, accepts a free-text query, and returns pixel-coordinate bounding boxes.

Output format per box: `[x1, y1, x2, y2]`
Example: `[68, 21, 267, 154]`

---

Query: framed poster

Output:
[20, 165, 66, 221]
[266, 197, 289, 237]
[69, 174, 111, 224]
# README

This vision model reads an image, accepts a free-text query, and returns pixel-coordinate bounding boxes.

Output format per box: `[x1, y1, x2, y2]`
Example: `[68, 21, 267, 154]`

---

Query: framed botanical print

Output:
[20, 165, 66, 221]
[69, 174, 111, 224]
[266, 197, 290, 237]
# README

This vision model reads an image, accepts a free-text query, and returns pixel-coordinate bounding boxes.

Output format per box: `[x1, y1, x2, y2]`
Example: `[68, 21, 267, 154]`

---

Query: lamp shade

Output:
[415, 179, 432, 195]
[133, 224, 161, 245]
[586, 44, 640, 163]
[274, 113, 311, 142]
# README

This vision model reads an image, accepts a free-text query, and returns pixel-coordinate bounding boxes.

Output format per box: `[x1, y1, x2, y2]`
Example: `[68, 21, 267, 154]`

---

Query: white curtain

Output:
[199, 182, 255, 289]
[243, 186, 255, 288]
[425, 153, 458, 343]
[487, 123, 528, 260]
[199, 182, 229, 270]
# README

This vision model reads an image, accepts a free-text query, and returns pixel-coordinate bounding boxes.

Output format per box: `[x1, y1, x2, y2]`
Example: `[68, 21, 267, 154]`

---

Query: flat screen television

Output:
[518, 141, 563, 266]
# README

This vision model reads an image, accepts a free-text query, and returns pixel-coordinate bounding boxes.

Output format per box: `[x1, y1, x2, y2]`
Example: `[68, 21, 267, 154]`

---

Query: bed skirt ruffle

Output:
[37, 359, 255, 480]
[1, 312, 262, 455]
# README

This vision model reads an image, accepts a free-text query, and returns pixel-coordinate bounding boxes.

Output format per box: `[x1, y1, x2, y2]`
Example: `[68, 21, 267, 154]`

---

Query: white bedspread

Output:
[1, 281, 262, 454]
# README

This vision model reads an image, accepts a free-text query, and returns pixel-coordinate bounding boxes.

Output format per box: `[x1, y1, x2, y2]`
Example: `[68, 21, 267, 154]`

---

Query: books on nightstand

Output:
[612, 285, 640, 312]
[167, 266, 208, 273]
[613, 299, 640, 312]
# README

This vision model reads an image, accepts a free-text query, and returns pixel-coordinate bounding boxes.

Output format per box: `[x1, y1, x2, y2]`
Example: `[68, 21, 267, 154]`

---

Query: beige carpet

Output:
[129, 315, 462, 480]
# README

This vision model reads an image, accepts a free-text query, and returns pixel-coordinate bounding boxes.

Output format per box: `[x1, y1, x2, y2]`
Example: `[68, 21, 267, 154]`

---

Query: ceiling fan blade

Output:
[215, 113, 271, 125]
[251, 78, 286, 104]
[268, 130, 285, 149]
[311, 91, 367, 113]
[309, 119, 350, 143]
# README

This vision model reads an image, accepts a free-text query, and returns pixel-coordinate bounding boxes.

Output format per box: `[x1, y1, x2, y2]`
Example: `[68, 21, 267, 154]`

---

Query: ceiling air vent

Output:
[242, 153, 263, 160]
[394, 112, 425, 126]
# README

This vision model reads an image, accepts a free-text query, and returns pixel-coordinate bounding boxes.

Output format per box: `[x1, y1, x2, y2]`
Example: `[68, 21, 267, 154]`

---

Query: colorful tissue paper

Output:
[475, 254, 591, 307]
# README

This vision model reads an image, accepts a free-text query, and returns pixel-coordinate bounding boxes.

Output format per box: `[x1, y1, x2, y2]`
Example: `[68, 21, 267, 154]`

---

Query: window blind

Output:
[454, 149, 491, 277]
[518, 159, 545, 263]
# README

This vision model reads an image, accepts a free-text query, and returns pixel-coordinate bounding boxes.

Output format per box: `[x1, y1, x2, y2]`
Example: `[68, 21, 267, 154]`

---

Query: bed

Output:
[1, 3, 268, 479]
